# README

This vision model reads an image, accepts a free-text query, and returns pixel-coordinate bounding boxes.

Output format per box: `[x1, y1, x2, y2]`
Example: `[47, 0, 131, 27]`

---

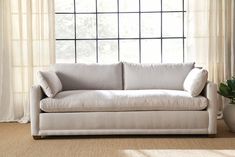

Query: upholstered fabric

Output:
[39, 111, 209, 134]
[30, 85, 45, 136]
[30, 82, 218, 136]
[123, 62, 195, 90]
[39, 129, 208, 136]
[30, 63, 218, 137]
[40, 90, 208, 113]
[184, 68, 208, 96]
[52, 63, 123, 90]
[38, 71, 62, 97]
[202, 81, 218, 134]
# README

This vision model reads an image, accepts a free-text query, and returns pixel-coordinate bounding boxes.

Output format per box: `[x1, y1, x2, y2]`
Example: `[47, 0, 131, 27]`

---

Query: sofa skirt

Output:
[39, 111, 209, 135]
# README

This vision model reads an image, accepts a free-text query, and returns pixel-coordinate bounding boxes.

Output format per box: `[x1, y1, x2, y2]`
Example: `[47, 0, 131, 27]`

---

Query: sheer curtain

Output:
[186, 0, 235, 116]
[0, 0, 55, 122]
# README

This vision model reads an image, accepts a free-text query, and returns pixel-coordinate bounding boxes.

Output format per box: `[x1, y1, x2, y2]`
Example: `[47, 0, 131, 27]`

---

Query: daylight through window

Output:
[55, 0, 186, 63]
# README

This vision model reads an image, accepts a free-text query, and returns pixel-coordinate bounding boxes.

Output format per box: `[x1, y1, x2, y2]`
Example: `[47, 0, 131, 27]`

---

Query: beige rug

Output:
[0, 120, 235, 157]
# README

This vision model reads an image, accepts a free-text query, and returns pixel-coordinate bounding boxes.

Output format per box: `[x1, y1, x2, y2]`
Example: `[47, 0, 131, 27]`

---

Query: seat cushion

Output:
[40, 90, 208, 113]
[123, 62, 195, 90]
[51, 63, 123, 90]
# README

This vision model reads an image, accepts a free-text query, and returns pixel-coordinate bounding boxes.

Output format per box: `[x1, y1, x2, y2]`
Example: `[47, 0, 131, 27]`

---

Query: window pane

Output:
[56, 40, 75, 63]
[119, 0, 139, 12]
[98, 14, 118, 38]
[55, 0, 185, 64]
[55, 14, 74, 39]
[163, 0, 182, 11]
[77, 40, 96, 63]
[141, 0, 161, 11]
[55, 0, 74, 12]
[162, 13, 182, 37]
[98, 0, 117, 12]
[141, 13, 161, 38]
[98, 40, 118, 63]
[120, 14, 139, 38]
[162, 39, 183, 63]
[120, 40, 139, 62]
[141, 39, 161, 63]
[76, 14, 96, 38]
[76, 0, 96, 12]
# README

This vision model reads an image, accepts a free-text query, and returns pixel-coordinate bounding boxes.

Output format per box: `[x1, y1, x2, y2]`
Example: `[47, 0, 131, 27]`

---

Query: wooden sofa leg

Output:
[33, 136, 41, 140]
[208, 134, 216, 138]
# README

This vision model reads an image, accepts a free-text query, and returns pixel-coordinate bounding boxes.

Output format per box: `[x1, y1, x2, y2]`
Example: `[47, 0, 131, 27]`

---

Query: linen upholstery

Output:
[38, 71, 62, 97]
[184, 68, 208, 96]
[29, 63, 218, 137]
[202, 81, 218, 134]
[39, 129, 208, 136]
[40, 90, 208, 113]
[52, 63, 123, 90]
[30, 85, 44, 136]
[39, 111, 209, 134]
[123, 62, 195, 90]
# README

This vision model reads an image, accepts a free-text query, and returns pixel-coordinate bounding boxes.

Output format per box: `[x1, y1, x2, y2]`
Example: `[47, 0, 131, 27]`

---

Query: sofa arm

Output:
[202, 81, 218, 135]
[30, 85, 45, 136]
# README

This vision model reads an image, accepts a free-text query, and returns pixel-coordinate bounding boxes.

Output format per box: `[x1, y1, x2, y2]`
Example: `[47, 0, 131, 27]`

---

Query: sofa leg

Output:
[33, 136, 41, 140]
[208, 134, 216, 138]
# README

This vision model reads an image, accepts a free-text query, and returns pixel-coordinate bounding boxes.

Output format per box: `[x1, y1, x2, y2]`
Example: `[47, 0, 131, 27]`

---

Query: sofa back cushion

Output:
[52, 63, 123, 90]
[123, 62, 195, 90]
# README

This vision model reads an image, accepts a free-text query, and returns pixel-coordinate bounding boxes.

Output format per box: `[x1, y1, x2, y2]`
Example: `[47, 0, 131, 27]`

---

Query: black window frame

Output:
[55, 0, 186, 63]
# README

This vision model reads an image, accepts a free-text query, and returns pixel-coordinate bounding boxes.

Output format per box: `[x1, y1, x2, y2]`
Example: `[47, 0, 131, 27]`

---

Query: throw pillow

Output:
[183, 68, 208, 97]
[37, 71, 62, 97]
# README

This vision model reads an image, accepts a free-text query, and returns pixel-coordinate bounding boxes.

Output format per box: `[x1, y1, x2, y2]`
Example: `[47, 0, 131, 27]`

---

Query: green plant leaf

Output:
[218, 83, 232, 98]
[227, 79, 235, 91]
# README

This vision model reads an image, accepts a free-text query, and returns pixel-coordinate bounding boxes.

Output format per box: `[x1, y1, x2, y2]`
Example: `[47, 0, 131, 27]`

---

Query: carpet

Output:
[0, 120, 235, 157]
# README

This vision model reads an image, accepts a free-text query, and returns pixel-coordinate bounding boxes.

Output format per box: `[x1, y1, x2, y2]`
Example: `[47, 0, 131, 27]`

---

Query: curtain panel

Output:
[186, 0, 235, 115]
[0, 0, 55, 122]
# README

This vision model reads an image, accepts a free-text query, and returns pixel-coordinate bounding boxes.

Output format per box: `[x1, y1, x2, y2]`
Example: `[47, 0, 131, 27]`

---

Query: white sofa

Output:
[30, 62, 218, 139]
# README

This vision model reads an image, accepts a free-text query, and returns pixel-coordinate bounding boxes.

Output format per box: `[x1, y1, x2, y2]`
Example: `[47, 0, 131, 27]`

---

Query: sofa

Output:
[30, 62, 218, 139]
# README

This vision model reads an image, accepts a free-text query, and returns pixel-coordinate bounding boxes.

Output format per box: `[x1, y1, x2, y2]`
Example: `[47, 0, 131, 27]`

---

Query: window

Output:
[55, 0, 186, 63]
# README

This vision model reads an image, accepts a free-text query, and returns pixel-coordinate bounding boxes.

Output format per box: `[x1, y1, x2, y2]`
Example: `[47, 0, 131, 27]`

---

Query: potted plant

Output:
[218, 77, 235, 132]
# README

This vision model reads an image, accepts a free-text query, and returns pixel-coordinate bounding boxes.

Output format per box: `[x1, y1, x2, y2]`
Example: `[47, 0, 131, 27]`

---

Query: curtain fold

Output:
[186, 0, 235, 116]
[0, 0, 55, 122]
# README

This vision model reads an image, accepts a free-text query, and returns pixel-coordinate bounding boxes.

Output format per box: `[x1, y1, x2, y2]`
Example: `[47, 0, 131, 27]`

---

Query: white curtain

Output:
[186, 0, 235, 115]
[0, 0, 55, 122]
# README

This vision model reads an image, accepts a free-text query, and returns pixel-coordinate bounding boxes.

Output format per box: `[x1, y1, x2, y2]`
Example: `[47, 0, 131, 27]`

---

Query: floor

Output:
[0, 120, 235, 157]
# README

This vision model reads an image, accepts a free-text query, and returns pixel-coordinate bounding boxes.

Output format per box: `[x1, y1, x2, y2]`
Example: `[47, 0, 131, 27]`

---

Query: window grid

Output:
[182, 0, 185, 62]
[117, 0, 120, 61]
[95, 0, 98, 62]
[160, 0, 163, 62]
[55, 11, 186, 14]
[73, 0, 77, 63]
[56, 0, 186, 63]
